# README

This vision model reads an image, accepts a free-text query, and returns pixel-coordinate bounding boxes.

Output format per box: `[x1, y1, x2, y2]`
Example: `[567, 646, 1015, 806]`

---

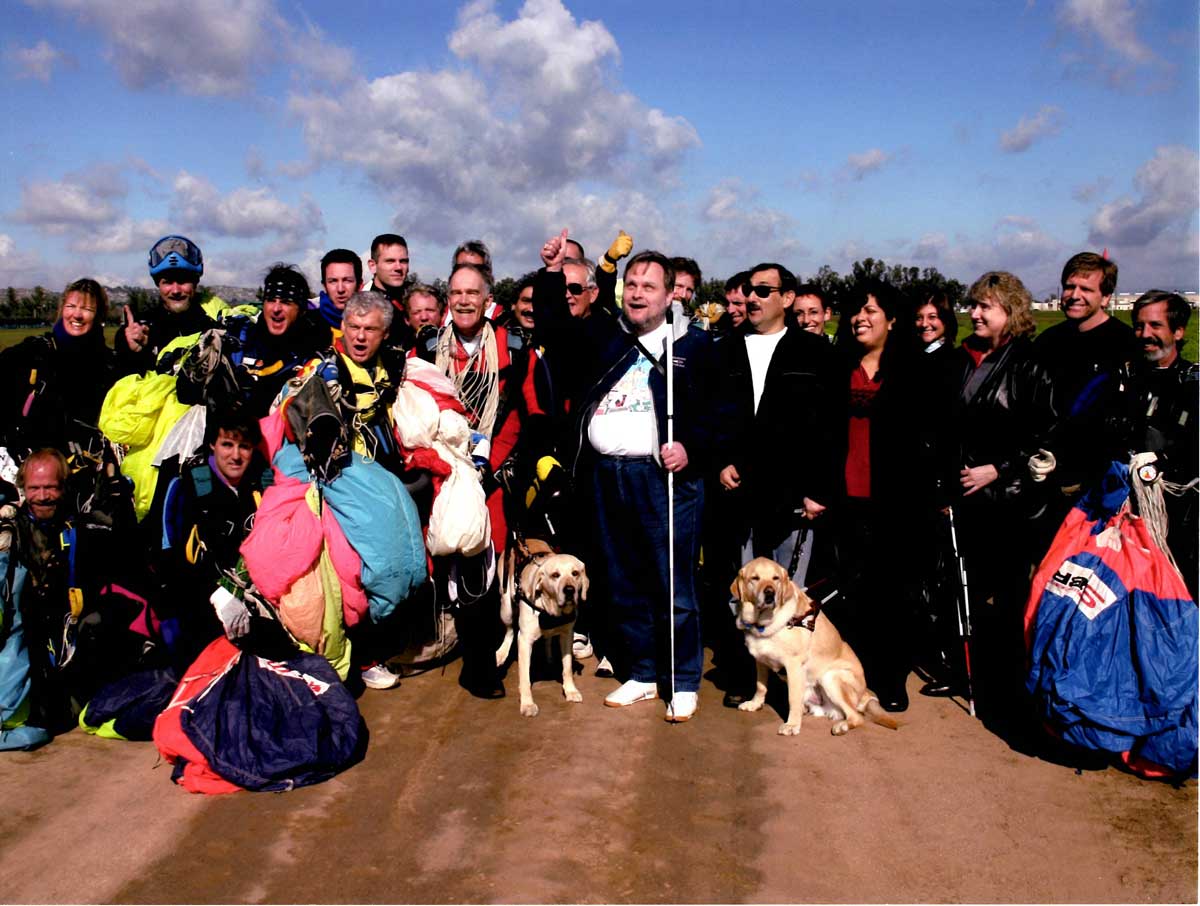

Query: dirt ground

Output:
[1, 652, 1195, 905]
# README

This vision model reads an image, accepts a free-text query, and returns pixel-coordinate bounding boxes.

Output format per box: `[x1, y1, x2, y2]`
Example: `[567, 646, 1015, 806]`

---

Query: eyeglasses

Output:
[565, 283, 591, 296]
[742, 284, 782, 299]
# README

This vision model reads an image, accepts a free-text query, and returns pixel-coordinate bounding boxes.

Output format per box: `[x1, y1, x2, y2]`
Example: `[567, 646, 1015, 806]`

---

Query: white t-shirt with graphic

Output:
[588, 322, 671, 457]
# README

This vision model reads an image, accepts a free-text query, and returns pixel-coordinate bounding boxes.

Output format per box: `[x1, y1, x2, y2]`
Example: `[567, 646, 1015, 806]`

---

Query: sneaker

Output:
[664, 690, 698, 723]
[604, 679, 658, 708]
[572, 632, 593, 660]
[361, 663, 401, 690]
[594, 656, 614, 678]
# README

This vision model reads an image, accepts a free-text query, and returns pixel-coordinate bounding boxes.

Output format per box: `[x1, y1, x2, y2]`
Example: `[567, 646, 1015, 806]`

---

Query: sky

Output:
[1, 0, 1197, 299]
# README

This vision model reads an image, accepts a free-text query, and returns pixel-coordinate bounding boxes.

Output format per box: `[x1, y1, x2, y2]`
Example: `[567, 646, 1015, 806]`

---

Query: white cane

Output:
[665, 302, 677, 712]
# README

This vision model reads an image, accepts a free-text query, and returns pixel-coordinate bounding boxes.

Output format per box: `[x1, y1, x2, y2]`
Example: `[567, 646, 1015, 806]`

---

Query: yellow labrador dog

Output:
[496, 539, 589, 717]
[731, 557, 899, 736]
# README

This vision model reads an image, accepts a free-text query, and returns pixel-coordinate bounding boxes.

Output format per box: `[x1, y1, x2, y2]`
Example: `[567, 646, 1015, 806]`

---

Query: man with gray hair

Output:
[562, 256, 598, 319]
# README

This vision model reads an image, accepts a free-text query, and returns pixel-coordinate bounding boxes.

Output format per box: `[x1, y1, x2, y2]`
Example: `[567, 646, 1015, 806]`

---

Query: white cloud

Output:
[27, 0, 276, 95]
[999, 105, 1064, 153]
[1088, 146, 1199, 248]
[1058, 0, 1156, 65]
[1071, 176, 1111, 203]
[287, 0, 698, 276]
[698, 180, 808, 270]
[169, 172, 325, 243]
[842, 148, 891, 181]
[70, 217, 168, 255]
[6, 39, 66, 81]
[12, 177, 121, 231]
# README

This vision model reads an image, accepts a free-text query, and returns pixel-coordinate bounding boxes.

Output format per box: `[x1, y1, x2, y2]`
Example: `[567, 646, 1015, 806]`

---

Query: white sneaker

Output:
[361, 663, 401, 690]
[594, 656, 614, 678]
[572, 632, 593, 660]
[664, 691, 698, 722]
[604, 679, 659, 708]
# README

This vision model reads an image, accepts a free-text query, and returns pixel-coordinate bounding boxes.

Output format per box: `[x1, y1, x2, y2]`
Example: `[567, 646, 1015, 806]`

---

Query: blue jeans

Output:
[590, 455, 703, 693]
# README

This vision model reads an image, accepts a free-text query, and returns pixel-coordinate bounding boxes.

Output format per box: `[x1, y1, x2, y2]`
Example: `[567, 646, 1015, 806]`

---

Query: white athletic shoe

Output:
[361, 663, 401, 690]
[604, 679, 659, 708]
[664, 691, 698, 723]
[572, 632, 593, 660]
[594, 656, 615, 678]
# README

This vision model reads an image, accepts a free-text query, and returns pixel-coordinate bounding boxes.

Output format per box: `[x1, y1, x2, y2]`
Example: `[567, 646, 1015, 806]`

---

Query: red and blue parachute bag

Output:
[1024, 462, 1198, 779]
[153, 637, 365, 793]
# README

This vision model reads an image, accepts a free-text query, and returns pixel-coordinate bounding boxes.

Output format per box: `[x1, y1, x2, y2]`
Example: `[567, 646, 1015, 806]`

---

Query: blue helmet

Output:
[148, 235, 203, 279]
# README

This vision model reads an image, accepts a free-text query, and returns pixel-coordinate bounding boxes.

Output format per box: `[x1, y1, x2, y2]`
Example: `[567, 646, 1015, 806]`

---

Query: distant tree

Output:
[696, 278, 726, 308]
[492, 276, 517, 313]
[3, 287, 16, 310]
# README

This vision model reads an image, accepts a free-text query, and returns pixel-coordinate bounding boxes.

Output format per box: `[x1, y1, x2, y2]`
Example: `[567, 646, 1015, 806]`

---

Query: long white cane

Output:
[665, 303, 676, 710]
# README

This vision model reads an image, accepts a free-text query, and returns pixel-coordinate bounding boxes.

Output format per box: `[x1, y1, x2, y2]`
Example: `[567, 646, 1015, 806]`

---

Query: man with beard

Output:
[1120, 291, 1198, 597]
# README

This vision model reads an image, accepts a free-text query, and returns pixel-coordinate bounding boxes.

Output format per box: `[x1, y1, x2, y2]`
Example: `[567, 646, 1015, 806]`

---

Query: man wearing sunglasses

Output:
[117, 234, 217, 377]
[562, 257, 598, 319]
[712, 262, 841, 706]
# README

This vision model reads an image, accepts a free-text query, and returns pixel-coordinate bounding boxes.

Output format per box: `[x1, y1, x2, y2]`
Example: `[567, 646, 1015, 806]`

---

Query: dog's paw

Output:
[563, 689, 583, 703]
[778, 722, 802, 736]
[520, 702, 540, 718]
[737, 700, 764, 712]
[831, 721, 850, 736]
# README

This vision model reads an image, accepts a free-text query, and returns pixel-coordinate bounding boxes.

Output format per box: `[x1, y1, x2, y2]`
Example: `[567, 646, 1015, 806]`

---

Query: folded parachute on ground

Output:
[153, 636, 363, 794]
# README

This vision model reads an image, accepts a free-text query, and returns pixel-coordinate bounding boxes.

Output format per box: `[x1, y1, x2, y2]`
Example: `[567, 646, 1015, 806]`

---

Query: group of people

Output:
[0, 229, 1194, 750]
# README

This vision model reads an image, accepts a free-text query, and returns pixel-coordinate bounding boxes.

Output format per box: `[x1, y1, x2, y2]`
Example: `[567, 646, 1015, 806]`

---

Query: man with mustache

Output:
[1121, 290, 1197, 597]
[116, 234, 217, 377]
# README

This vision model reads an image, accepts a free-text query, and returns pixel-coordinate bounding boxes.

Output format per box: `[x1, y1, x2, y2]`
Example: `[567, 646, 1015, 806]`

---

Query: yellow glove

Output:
[599, 230, 633, 273]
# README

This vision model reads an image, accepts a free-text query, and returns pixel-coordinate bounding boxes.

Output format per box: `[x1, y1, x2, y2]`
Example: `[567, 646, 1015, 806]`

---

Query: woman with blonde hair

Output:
[0, 278, 115, 457]
[935, 271, 1056, 717]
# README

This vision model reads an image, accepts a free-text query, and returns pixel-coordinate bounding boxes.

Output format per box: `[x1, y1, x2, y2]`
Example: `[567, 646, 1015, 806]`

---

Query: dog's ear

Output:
[782, 578, 811, 613]
[536, 568, 560, 617]
[730, 571, 745, 601]
[520, 563, 540, 606]
[578, 563, 589, 602]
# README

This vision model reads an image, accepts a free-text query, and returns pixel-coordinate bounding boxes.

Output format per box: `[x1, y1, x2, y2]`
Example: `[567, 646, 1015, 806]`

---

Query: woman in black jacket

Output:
[950, 271, 1057, 714]
[0, 278, 115, 459]
[832, 280, 935, 712]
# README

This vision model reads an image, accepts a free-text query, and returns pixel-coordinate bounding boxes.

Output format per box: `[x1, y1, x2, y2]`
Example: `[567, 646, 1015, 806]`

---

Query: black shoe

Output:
[919, 681, 961, 698]
[878, 687, 909, 713]
[723, 691, 751, 709]
[459, 668, 505, 699]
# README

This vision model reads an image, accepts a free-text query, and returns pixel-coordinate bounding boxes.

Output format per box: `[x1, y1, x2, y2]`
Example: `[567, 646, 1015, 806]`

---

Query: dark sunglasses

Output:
[565, 283, 590, 296]
[742, 283, 782, 299]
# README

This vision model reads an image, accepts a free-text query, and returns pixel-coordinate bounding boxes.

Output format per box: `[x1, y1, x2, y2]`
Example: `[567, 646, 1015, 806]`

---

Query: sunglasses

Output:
[565, 283, 591, 296]
[742, 283, 782, 299]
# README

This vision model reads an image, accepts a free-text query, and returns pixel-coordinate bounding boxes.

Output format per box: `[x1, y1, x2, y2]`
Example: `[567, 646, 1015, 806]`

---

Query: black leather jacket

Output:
[951, 337, 1058, 505]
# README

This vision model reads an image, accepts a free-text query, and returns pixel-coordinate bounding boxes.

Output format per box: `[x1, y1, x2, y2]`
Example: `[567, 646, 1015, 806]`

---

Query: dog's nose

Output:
[563, 585, 576, 600]
[763, 586, 775, 604]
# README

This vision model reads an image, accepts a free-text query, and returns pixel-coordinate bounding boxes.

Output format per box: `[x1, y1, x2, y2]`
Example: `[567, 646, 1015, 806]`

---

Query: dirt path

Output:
[1, 658, 1194, 904]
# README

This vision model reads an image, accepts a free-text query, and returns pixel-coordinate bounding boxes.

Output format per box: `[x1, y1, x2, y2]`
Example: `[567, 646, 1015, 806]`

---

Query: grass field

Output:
[1, 313, 1195, 353]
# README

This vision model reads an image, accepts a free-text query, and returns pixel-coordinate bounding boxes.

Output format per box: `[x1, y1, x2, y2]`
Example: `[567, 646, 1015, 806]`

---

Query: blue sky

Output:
[2, 0, 1196, 298]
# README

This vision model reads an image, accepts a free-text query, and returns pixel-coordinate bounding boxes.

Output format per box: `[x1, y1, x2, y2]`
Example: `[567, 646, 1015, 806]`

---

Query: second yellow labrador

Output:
[730, 557, 899, 736]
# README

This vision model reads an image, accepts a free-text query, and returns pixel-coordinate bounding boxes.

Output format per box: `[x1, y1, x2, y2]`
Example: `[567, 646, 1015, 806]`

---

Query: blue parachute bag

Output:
[1025, 463, 1198, 778]
[0, 547, 52, 751]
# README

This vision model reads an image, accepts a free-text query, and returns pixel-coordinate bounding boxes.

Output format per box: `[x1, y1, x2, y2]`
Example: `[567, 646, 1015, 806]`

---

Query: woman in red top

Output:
[832, 281, 932, 713]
